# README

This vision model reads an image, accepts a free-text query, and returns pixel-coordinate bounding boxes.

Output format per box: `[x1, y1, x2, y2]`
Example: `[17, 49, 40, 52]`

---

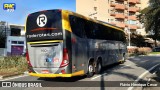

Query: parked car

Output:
[153, 47, 160, 52]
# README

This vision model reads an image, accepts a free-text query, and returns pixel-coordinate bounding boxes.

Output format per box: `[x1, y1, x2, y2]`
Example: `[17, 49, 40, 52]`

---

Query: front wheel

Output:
[87, 62, 94, 78]
[120, 54, 126, 64]
[122, 54, 126, 62]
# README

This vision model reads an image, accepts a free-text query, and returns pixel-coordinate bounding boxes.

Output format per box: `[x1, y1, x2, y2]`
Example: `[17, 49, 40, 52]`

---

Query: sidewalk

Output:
[142, 65, 160, 90]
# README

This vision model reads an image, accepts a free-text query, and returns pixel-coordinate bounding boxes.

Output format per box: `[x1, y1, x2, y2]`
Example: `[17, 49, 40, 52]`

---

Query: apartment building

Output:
[76, 0, 148, 35]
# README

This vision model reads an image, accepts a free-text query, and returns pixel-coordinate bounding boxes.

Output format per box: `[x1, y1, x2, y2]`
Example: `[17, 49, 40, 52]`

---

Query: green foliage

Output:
[0, 56, 28, 73]
[130, 33, 146, 47]
[139, 0, 160, 47]
[149, 52, 160, 54]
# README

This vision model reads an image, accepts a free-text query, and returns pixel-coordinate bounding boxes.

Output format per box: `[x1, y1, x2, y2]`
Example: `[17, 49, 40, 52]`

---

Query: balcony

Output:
[110, 22, 125, 28]
[110, 22, 116, 25]
[129, 7, 138, 12]
[136, 0, 141, 4]
[115, 4, 125, 10]
[128, 24, 137, 29]
[110, 2, 116, 7]
[128, 0, 137, 4]
[116, 22, 126, 28]
[116, 0, 127, 1]
[110, 12, 115, 16]
[128, 16, 137, 20]
[115, 13, 125, 19]
[136, 8, 140, 12]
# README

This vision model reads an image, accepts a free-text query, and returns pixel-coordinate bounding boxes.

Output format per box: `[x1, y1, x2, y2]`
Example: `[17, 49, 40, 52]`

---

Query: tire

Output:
[120, 54, 125, 64]
[87, 62, 94, 78]
[95, 61, 102, 74]
[122, 54, 126, 62]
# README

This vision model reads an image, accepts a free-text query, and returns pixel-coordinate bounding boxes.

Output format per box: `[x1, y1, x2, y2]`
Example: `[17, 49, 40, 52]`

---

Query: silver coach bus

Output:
[25, 9, 127, 78]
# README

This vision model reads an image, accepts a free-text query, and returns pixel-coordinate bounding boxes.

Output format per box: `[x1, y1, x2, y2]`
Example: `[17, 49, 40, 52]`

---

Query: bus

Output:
[25, 9, 127, 78]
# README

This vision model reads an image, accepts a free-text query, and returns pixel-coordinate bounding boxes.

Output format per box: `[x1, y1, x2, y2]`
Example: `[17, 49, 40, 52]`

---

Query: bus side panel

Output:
[70, 33, 89, 74]
[64, 30, 73, 74]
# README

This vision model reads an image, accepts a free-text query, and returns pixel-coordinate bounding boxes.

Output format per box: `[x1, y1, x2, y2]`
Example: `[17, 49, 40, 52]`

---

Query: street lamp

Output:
[128, 0, 131, 47]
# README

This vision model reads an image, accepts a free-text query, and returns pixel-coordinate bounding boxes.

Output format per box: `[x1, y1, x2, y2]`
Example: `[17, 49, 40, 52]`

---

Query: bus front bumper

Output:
[29, 70, 85, 78]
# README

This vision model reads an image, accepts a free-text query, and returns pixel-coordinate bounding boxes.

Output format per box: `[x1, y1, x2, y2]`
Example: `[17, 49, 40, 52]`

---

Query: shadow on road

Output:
[36, 55, 160, 88]
[128, 56, 160, 70]
[38, 75, 87, 82]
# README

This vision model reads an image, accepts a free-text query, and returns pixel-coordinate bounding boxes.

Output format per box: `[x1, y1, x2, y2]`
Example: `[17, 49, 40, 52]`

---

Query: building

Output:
[136, 0, 149, 35]
[76, 0, 149, 35]
[7, 36, 26, 55]
[0, 21, 25, 56]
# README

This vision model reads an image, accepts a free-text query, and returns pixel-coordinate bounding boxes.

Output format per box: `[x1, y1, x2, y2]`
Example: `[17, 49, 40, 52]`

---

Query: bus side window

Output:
[69, 16, 85, 38]
[84, 21, 95, 39]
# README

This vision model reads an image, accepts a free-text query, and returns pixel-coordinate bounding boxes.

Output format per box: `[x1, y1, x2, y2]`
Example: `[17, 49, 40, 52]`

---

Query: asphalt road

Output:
[1, 55, 160, 90]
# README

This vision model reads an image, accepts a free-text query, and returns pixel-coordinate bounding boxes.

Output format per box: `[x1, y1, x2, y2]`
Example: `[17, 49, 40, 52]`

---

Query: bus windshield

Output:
[26, 10, 63, 42]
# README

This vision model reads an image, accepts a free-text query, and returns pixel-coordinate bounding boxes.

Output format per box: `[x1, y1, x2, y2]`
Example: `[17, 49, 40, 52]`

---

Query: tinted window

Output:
[18, 41, 24, 44]
[84, 21, 97, 39]
[69, 15, 126, 42]
[69, 15, 86, 38]
[26, 10, 63, 42]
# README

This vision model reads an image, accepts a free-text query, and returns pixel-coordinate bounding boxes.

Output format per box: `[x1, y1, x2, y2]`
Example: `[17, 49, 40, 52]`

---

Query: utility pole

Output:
[128, 0, 131, 47]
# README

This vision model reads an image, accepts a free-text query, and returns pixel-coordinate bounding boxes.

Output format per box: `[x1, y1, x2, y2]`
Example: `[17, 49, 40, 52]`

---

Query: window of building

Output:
[127, 20, 136, 25]
[115, 1, 123, 4]
[18, 41, 24, 44]
[94, 17, 97, 20]
[111, 19, 114, 22]
[11, 41, 17, 44]
[94, 7, 97, 11]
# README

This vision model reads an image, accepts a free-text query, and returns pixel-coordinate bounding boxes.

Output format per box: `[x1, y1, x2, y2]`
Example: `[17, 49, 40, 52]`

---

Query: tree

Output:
[0, 21, 7, 48]
[139, 0, 160, 47]
[130, 33, 146, 47]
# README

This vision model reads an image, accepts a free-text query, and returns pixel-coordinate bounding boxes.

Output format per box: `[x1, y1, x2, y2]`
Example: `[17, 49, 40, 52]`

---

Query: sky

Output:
[0, 0, 76, 25]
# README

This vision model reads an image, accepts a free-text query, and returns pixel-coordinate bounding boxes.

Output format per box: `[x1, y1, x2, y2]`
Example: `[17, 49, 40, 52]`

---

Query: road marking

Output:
[127, 63, 160, 90]
[153, 71, 157, 75]
[91, 64, 131, 80]
[91, 73, 107, 80]
[0, 75, 29, 81]
[120, 65, 131, 68]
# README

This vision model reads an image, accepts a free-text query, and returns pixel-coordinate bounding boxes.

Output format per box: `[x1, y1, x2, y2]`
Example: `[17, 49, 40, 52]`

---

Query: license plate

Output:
[41, 70, 49, 74]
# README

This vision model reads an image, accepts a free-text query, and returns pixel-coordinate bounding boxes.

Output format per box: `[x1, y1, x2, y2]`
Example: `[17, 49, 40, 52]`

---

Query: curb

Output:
[127, 54, 160, 58]
[0, 73, 23, 80]
[0, 71, 28, 80]
[148, 54, 160, 56]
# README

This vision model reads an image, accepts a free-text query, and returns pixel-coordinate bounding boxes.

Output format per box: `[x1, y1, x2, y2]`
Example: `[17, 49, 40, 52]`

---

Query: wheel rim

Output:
[123, 55, 125, 61]
[89, 65, 93, 73]
[98, 63, 101, 72]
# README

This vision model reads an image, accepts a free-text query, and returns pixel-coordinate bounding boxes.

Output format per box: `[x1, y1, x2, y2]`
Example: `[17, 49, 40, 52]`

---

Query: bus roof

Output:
[62, 9, 124, 32]
[27, 9, 124, 32]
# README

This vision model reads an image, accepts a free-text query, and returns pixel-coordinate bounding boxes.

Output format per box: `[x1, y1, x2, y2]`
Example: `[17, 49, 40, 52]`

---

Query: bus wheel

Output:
[120, 54, 125, 64]
[123, 54, 126, 62]
[87, 62, 94, 78]
[95, 61, 102, 74]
